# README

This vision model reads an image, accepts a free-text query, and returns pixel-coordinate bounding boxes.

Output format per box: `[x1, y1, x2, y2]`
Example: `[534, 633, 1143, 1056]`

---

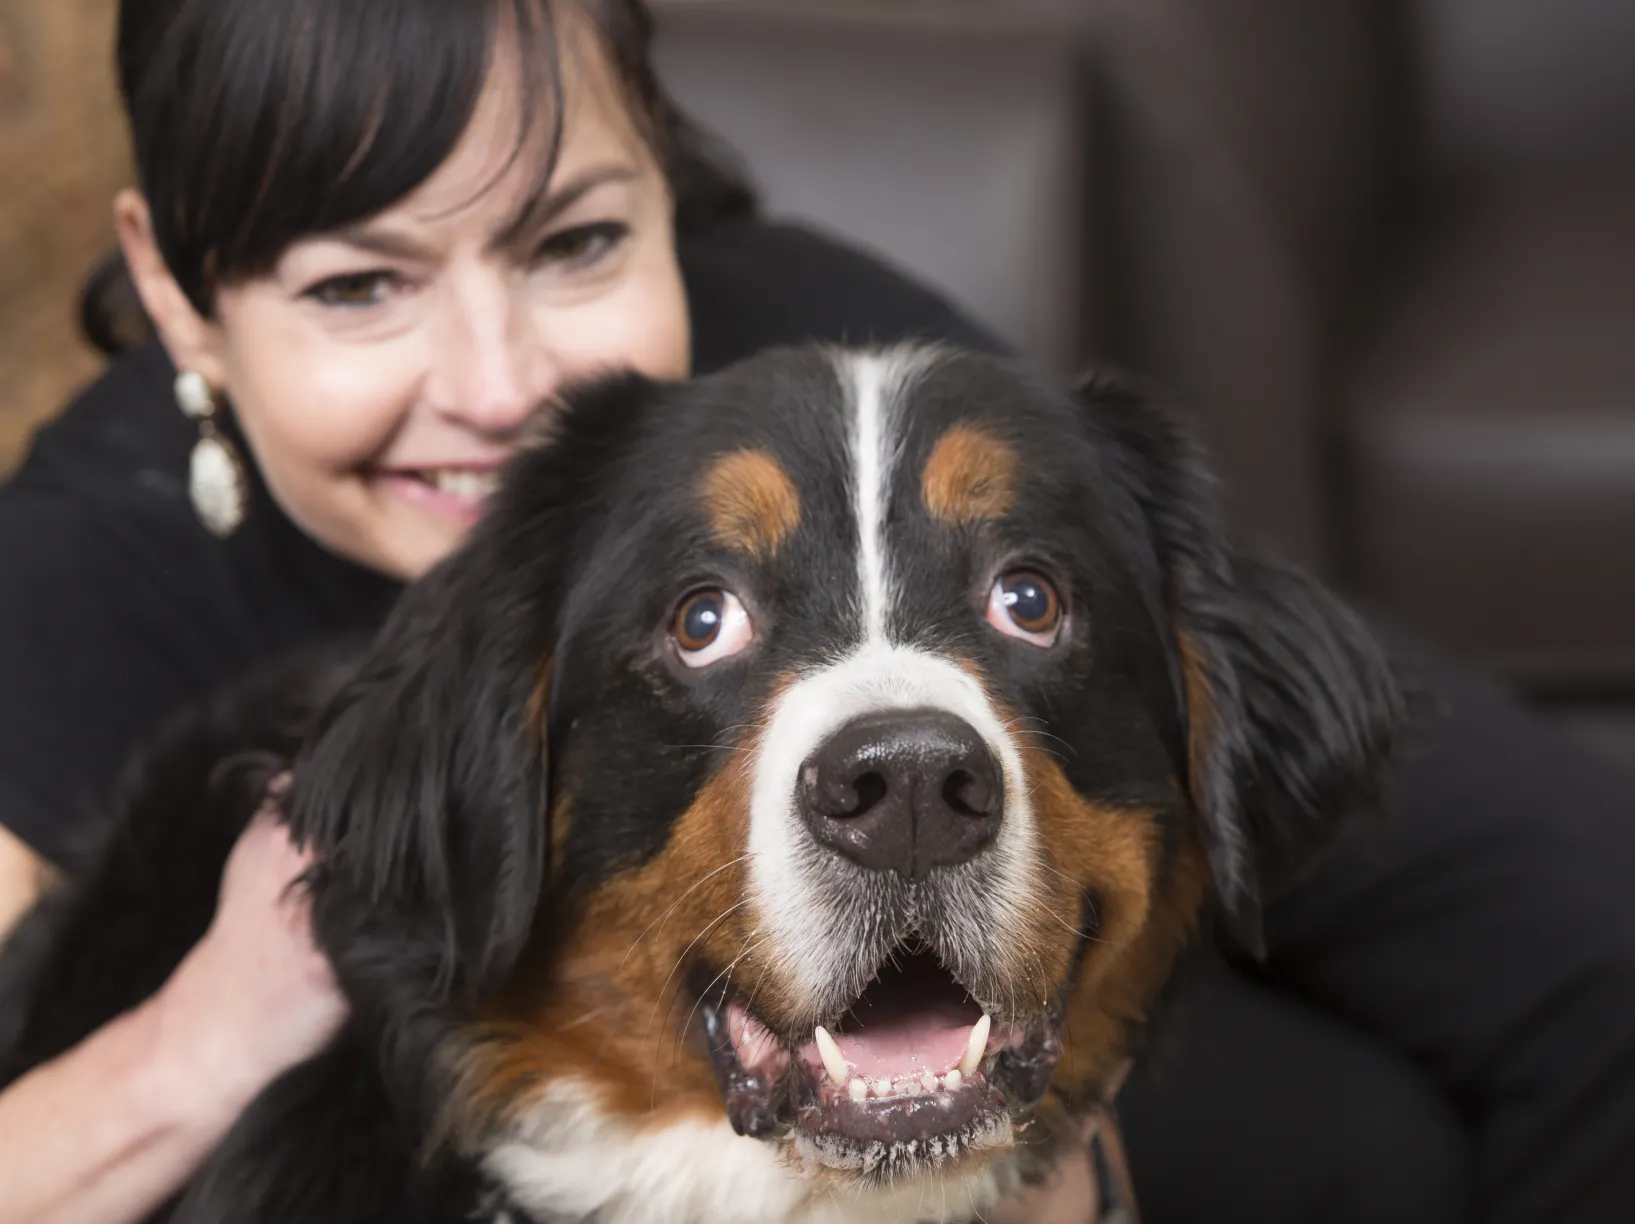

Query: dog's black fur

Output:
[0, 345, 1405, 1222]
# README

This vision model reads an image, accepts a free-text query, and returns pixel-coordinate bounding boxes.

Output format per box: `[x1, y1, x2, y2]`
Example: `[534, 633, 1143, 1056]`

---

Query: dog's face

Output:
[291, 345, 1401, 1223]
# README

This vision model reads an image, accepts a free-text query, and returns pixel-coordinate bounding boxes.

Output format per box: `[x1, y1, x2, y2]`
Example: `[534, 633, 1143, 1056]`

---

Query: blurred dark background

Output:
[4, 0, 1633, 768]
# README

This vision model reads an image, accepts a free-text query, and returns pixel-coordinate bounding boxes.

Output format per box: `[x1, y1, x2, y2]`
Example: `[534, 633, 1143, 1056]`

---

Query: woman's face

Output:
[122, 31, 690, 580]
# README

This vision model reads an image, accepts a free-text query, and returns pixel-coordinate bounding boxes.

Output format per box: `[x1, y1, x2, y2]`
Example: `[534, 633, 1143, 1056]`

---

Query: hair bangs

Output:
[87, 0, 756, 352]
[128, 0, 566, 314]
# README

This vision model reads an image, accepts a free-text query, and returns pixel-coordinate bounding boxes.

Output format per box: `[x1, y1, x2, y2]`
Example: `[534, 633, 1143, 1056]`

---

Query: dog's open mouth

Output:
[697, 945, 1064, 1176]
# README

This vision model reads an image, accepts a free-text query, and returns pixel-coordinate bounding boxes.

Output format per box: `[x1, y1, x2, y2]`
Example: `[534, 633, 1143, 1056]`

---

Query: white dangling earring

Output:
[175, 369, 248, 537]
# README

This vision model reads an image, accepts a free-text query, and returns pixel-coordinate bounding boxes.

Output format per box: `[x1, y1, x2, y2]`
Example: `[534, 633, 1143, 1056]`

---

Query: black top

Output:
[0, 219, 999, 864]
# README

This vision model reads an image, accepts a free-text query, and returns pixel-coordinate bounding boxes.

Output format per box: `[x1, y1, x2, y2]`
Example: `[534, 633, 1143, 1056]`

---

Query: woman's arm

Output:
[0, 810, 347, 1224]
[1264, 634, 1635, 1221]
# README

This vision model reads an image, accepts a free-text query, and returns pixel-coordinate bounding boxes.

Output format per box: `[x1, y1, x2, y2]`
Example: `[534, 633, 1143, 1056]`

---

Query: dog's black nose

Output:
[798, 709, 1002, 880]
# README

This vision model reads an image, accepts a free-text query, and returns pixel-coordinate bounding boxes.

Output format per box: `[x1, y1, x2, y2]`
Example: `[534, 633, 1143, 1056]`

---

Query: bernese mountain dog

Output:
[0, 343, 1404, 1222]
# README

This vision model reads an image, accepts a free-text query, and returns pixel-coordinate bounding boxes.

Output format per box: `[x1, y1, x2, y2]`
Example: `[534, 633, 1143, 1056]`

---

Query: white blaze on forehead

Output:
[744, 345, 1042, 1016]
[840, 347, 939, 645]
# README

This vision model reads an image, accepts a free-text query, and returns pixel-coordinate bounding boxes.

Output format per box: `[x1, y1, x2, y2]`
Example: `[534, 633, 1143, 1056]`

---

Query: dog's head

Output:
[289, 344, 1403, 1222]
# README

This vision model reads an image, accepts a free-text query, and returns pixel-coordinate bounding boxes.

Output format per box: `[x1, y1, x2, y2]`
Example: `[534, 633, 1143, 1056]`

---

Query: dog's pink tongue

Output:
[831, 1015, 973, 1079]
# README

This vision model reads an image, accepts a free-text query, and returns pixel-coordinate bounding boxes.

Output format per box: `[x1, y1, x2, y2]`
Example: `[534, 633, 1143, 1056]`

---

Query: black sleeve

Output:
[680, 218, 1009, 375]
[0, 493, 205, 865]
[1264, 628, 1635, 1222]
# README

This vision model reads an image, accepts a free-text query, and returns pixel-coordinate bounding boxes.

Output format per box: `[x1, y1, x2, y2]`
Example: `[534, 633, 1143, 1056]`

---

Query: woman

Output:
[0, 1, 1632, 1222]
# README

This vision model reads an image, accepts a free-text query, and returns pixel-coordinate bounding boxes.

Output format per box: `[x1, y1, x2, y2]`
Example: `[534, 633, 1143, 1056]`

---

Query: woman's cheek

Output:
[237, 330, 422, 476]
[540, 258, 689, 385]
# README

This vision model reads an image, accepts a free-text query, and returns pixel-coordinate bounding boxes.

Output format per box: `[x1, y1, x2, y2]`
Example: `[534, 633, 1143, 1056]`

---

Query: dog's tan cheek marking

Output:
[448, 676, 804, 1145]
[975, 662, 1216, 1118]
[1049, 834, 1211, 1120]
[702, 449, 801, 556]
[980, 666, 1210, 1113]
[1019, 747, 1159, 993]
[921, 423, 1018, 526]
[1033, 740, 1211, 1113]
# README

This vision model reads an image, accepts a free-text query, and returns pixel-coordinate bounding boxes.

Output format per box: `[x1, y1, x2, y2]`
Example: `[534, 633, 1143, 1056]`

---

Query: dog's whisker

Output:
[555, 1005, 614, 1034]
[647, 926, 765, 1105]
[618, 854, 753, 970]
[966, 1180, 992, 1224]
[645, 897, 750, 1043]
[668, 931, 769, 1075]
[741, 953, 776, 1020]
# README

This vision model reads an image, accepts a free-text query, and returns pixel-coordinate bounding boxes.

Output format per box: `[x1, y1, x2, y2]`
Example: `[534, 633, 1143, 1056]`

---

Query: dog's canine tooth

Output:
[814, 1026, 849, 1086]
[959, 1014, 991, 1078]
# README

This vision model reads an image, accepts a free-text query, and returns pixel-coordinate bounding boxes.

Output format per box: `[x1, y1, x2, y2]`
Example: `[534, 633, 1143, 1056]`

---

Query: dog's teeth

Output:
[848, 1077, 869, 1102]
[920, 1070, 939, 1092]
[898, 1077, 922, 1096]
[871, 1079, 892, 1098]
[959, 1014, 991, 1078]
[813, 1026, 848, 1087]
[942, 1069, 963, 1091]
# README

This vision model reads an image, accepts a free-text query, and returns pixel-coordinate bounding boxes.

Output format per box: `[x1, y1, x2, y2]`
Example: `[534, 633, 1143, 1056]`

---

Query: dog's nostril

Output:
[846, 771, 889, 818]
[943, 769, 993, 818]
[799, 709, 1003, 879]
[806, 765, 891, 819]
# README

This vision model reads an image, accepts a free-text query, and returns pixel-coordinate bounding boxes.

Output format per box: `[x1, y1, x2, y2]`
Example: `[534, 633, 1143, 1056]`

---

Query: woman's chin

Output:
[331, 476, 491, 582]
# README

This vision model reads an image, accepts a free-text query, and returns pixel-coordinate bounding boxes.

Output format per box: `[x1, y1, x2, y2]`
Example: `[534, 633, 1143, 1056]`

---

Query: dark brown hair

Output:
[83, 0, 754, 355]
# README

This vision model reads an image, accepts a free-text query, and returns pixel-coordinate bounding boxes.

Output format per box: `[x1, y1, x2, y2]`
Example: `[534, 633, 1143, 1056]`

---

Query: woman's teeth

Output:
[426, 469, 499, 500]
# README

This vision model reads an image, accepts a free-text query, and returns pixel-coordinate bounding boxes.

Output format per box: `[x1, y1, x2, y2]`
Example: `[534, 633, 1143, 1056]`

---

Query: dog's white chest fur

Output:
[482, 1081, 1011, 1224]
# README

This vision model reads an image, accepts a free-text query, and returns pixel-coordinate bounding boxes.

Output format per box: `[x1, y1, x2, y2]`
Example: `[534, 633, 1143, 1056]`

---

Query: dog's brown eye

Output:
[986, 570, 1063, 646]
[676, 591, 724, 650]
[672, 588, 755, 668]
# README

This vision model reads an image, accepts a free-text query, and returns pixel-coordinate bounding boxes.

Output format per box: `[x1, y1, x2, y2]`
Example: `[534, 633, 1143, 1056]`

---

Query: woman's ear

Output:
[1080, 371, 1406, 958]
[286, 537, 554, 1003]
[113, 189, 228, 385]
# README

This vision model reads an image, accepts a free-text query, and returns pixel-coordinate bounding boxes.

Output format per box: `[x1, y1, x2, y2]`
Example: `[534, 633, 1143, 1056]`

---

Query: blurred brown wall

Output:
[0, 0, 130, 477]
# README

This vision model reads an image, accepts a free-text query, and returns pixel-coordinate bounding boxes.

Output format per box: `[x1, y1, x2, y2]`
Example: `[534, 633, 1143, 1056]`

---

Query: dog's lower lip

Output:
[695, 959, 1065, 1157]
[796, 1065, 1010, 1149]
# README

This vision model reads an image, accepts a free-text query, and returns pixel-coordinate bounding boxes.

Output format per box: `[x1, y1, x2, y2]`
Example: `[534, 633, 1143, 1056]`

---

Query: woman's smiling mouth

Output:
[375, 465, 505, 524]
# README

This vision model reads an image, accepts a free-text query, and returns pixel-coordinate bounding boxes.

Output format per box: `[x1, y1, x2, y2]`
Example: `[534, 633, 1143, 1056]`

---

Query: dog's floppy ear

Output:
[286, 371, 662, 1006]
[287, 536, 553, 1002]
[1081, 372, 1406, 957]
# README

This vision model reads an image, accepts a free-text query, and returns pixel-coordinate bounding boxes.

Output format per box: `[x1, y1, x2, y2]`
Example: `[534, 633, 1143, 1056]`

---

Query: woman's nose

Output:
[427, 276, 554, 434]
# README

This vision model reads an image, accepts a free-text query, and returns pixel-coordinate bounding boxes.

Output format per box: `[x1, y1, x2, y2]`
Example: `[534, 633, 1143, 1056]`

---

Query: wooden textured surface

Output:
[0, 0, 129, 476]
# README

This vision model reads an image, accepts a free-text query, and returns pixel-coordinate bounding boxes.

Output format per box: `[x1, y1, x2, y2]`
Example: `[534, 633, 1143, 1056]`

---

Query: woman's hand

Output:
[149, 795, 349, 1122]
[0, 786, 349, 1224]
[0, 824, 49, 946]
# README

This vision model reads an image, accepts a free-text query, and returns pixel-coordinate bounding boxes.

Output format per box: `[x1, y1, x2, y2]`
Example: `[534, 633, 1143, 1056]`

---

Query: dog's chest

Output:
[474, 1080, 1012, 1224]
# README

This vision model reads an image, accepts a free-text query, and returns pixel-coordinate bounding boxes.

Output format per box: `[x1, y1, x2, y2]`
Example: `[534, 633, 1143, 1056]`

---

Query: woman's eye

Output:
[986, 570, 1064, 647]
[534, 221, 629, 268]
[672, 588, 755, 669]
[304, 271, 395, 308]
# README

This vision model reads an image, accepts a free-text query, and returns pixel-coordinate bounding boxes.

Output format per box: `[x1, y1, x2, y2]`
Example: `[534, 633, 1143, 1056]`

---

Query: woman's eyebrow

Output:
[495, 162, 641, 248]
[315, 164, 641, 260]
[324, 227, 434, 262]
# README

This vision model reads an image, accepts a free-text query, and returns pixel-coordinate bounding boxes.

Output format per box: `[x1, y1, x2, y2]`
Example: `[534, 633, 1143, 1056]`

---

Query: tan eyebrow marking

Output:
[701, 449, 801, 556]
[921, 423, 1018, 525]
